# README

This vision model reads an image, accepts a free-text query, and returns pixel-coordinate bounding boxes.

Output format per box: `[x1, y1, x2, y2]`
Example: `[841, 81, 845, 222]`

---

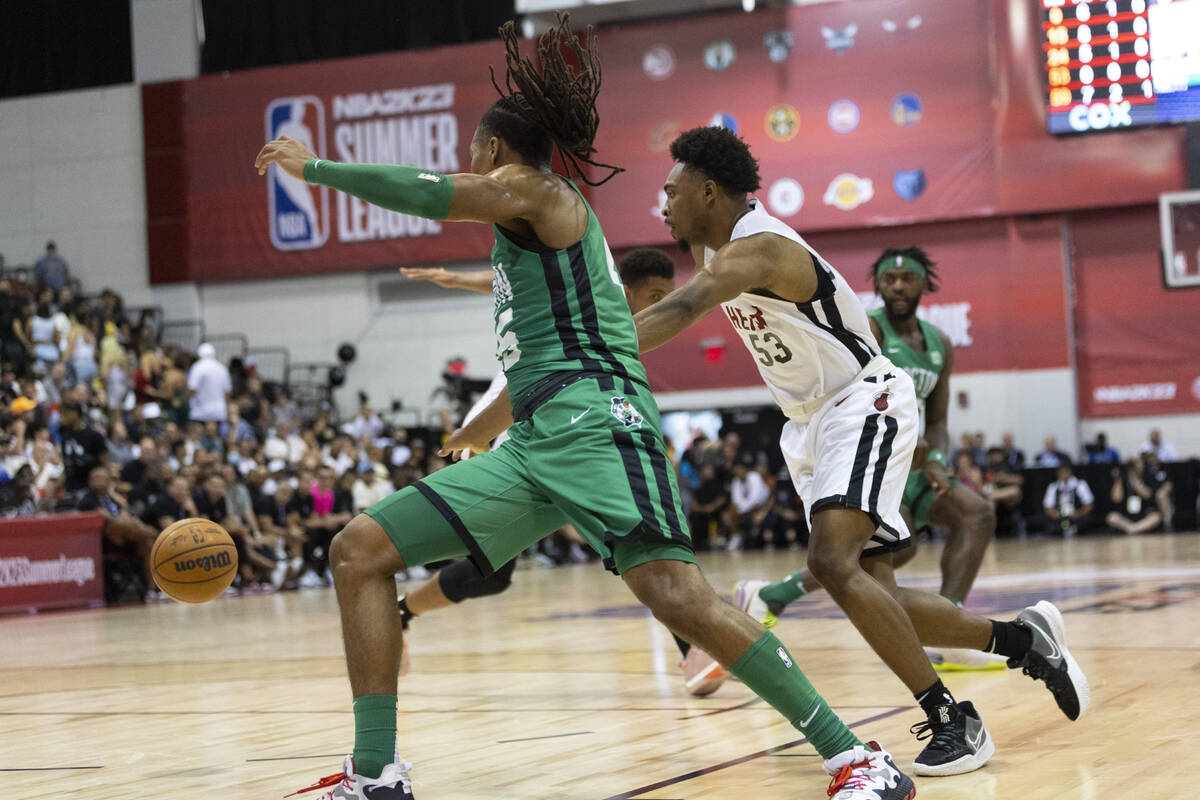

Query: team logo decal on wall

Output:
[828, 99, 860, 133]
[1192, 376, 1200, 402]
[821, 24, 858, 54]
[265, 96, 329, 251]
[710, 112, 739, 134]
[610, 397, 644, 429]
[763, 30, 794, 63]
[882, 15, 923, 32]
[643, 44, 676, 80]
[893, 169, 927, 201]
[768, 178, 804, 217]
[704, 40, 737, 72]
[891, 93, 923, 126]
[764, 105, 800, 142]
[823, 173, 874, 211]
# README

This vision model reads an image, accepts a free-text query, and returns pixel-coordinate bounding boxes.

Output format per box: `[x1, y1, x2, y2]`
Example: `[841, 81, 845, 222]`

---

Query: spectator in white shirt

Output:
[352, 463, 394, 512]
[1138, 428, 1179, 462]
[727, 461, 770, 551]
[1043, 461, 1094, 538]
[187, 343, 232, 422]
[341, 399, 383, 443]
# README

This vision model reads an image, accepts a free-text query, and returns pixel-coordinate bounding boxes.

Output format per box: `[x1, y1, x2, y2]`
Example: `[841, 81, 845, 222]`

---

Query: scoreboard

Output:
[1041, 0, 1200, 133]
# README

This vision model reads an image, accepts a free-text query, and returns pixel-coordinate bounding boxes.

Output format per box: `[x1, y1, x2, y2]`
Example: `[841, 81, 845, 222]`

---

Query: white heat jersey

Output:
[707, 201, 879, 414]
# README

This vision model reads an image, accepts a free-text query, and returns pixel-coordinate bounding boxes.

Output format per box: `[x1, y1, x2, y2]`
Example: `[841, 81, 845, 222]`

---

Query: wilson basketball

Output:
[151, 518, 239, 603]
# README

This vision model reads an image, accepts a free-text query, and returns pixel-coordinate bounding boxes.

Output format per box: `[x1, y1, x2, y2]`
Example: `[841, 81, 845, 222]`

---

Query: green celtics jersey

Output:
[490, 180, 648, 401]
[869, 307, 946, 417]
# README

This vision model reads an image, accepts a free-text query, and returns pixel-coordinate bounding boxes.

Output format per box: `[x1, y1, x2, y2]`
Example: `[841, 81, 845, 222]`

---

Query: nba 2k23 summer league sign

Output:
[178, 42, 499, 281]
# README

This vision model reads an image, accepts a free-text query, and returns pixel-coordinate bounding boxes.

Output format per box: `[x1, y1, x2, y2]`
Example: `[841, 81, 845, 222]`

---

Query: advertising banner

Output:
[0, 513, 105, 614]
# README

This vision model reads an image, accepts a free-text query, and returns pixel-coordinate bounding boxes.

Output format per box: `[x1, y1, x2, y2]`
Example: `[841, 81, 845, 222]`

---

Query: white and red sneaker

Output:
[286, 756, 415, 800]
[824, 742, 916, 799]
[680, 645, 728, 697]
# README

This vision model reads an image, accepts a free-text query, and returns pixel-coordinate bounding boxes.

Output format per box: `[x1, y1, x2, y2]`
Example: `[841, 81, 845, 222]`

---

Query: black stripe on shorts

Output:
[613, 430, 658, 532]
[412, 480, 494, 577]
[845, 413, 881, 508]
[866, 416, 899, 516]
[637, 429, 683, 535]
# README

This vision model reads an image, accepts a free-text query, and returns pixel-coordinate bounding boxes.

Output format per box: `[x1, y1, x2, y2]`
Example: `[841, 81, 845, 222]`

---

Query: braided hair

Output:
[487, 12, 623, 186]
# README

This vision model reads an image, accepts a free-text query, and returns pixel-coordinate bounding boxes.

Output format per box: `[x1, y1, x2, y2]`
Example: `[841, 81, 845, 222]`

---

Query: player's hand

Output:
[923, 459, 952, 498]
[439, 426, 492, 461]
[400, 267, 461, 289]
[254, 135, 317, 180]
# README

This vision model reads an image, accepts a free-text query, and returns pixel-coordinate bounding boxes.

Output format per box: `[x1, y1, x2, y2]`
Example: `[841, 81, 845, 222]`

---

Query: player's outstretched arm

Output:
[633, 235, 794, 353]
[440, 386, 515, 461]
[400, 267, 494, 295]
[255, 136, 548, 226]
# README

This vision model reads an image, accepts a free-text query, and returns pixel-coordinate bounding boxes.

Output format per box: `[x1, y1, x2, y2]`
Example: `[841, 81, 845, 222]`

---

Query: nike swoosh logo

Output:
[967, 723, 984, 750]
[570, 409, 592, 424]
[1024, 619, 1061, 662]
[800, 703, 820, 728]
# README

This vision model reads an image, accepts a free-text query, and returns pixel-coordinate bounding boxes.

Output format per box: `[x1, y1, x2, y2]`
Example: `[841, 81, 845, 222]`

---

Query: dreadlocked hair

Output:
[869, 246, 940, 293]
[489, 12, 623, 186]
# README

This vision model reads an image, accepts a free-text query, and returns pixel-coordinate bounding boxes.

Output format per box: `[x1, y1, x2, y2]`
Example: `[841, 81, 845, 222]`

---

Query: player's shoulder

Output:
[919, 317, 954, 352]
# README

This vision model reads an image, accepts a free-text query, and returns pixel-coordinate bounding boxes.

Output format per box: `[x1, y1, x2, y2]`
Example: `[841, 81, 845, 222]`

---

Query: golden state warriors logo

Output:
[610, 397, 644, 429]
[765, 105, 799, 142]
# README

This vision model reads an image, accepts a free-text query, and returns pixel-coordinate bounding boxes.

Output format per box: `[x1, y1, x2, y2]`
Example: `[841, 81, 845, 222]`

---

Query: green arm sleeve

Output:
[302, 160, 455, 221]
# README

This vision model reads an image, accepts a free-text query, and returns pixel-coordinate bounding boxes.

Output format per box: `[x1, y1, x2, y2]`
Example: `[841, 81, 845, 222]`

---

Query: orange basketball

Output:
[151, 518, 239, 603]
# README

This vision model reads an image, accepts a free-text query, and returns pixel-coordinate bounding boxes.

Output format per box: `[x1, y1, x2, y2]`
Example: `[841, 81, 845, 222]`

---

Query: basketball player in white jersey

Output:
[633, 126, 1089, 783]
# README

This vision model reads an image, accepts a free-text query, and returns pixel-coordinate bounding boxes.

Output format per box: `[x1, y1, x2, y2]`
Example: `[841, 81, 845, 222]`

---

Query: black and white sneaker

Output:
[1011, 600, 1091, 720]
[910, 700, 994, 776]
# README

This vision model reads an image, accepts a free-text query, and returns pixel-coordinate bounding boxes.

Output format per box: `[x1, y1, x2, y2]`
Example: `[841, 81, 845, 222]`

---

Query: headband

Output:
[875, 254, 927, 279]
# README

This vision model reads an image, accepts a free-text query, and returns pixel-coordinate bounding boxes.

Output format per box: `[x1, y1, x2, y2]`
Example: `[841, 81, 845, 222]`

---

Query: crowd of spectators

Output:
[950, 428, 1186, 538]
[0, 242, 1193, 603]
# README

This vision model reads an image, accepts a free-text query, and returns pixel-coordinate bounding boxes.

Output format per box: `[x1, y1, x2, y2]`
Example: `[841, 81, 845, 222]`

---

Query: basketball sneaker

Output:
[1010, 600, 1090, 720]
[286, 756, 414, 799]
[680, 645, 728, 696]
[824, 742, 916, 800]
[925, 647, 1007, 671]
[910, 700, 994, 776]
[733, 579, 778, 628]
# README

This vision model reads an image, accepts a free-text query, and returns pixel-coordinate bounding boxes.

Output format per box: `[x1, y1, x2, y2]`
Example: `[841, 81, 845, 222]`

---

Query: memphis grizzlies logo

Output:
[265, 96, 330, 251]
[610, 397, 644, 429]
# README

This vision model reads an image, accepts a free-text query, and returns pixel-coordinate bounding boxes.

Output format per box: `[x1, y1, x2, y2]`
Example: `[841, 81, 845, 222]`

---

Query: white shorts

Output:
[780, 366, 918, 557]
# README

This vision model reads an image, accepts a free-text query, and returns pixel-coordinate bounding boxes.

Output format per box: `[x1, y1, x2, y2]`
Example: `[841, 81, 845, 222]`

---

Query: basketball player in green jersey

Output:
[737, 248, 1002, 668]
[256, 16, 915, 800]
[395, 250, 728, 697]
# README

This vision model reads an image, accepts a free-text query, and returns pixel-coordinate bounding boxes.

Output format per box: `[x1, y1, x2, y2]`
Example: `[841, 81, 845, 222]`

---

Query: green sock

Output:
[729, 631, 862, 759]
[758, 572, 808, 610]
[352, 694, 397, 779]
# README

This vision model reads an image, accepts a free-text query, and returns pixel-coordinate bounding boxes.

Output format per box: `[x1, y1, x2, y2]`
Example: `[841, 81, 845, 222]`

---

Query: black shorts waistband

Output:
[511, 370, 649, 422]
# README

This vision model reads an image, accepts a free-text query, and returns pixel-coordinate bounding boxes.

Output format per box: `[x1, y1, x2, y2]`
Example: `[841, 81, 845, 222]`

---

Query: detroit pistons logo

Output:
[610, 397, 644, 429]
[873, 388, 891, 411]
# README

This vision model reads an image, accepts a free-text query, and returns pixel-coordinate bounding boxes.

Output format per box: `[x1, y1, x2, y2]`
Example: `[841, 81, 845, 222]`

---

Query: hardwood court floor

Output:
[4, 533, 1200, 799]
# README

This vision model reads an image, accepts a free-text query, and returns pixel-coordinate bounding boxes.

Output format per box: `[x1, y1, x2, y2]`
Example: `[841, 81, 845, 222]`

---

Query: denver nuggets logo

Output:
[765, 105, 799, 142]
[610, 397, 644, 429]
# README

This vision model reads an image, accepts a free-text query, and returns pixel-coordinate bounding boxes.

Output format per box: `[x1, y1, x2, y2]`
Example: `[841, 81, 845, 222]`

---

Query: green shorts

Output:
[365, 374, 695, 575]
[901, 469, 959, 532]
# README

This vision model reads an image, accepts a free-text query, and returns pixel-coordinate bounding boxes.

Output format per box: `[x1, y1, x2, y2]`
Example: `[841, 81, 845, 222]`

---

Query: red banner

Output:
[1074, 205, 1200, 418]
[172, 41, 502, 282]
[0, 513, 105, 614]
[149, 0, 1186, 284]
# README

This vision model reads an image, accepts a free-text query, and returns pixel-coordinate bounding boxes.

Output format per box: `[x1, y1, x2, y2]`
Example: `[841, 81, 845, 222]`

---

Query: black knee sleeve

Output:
[437, 557, 517, 603]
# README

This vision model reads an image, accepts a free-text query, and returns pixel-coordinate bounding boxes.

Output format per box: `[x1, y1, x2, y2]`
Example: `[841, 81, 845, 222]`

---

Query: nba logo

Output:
[265, 96, 329, 251]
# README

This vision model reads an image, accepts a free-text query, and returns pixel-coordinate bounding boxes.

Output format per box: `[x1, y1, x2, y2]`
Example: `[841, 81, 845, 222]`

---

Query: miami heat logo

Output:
[874, 389, 891, 411]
